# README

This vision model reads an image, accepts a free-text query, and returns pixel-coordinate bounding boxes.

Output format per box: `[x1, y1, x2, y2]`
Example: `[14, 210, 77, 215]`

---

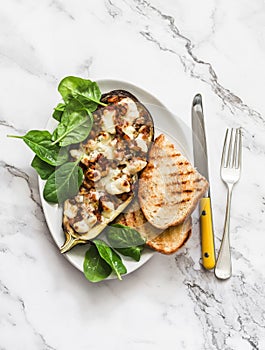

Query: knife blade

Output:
[192, 94, 216, 270]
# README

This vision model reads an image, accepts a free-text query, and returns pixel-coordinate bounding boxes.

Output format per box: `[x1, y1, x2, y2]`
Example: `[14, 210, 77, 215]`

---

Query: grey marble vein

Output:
[105, 0, 123, 18]
[0, 244, 10, 254]
[0, 281, 56, 350]
[0, 14, 56, 82]
[0, 280, 10, 296]
[1, 161, 41, 209]
[0, 51, 56, 84]
[0, 244, 30, 261]
[210, 5, 217, 38]
[116, 0, 265, 129]
[175, 253, 265, 349]
[49, 0, 75, 20]
[78, 57, 94, 77]
[0, 119, 26, 134]
[196, 5, 218, 49]
[0, 120, 12, 128]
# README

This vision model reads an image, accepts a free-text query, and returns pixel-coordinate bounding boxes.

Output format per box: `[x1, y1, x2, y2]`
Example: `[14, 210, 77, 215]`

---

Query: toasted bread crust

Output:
[146, 220, 192, 254]
[114, 198, 192, 254]
[138, 134, 208, 229]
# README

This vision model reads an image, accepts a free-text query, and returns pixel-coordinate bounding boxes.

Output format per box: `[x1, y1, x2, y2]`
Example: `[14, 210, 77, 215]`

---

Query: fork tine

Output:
[237, 128, 242, 169]
[227, 128, 234, 168]
[232, 129, 239, 168]
[221, 128, 229, 168]
[216, 127, 242, 279]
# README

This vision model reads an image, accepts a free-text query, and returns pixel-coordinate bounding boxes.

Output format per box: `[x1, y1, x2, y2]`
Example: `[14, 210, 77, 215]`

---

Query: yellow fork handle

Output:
[200, 197, 216, 270]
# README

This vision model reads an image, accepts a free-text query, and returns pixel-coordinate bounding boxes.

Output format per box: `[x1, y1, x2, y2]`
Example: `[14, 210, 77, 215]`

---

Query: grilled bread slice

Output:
[114, 198, 192, 254]
[138, 134, 208, 229]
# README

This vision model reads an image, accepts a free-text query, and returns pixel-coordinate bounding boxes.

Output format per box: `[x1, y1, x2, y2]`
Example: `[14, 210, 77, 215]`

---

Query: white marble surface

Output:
[1, 1, 265, 349]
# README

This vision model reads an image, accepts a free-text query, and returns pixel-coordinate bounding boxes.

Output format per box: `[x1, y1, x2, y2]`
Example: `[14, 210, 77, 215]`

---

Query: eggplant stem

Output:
[60, 231, 87, 253]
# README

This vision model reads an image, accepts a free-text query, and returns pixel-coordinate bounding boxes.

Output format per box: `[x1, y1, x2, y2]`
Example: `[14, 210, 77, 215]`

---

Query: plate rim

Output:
[38, 78, 191, 281]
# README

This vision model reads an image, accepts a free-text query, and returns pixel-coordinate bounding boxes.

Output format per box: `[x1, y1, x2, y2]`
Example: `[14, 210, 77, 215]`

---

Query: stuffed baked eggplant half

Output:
[61, 90, 154, 253]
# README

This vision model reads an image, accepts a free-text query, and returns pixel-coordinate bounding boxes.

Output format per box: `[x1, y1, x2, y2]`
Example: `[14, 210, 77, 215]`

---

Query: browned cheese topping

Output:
[63, 94, 153, 235]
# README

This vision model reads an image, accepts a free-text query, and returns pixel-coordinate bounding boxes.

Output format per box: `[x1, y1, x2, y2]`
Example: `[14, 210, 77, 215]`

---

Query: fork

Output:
[214, 128, 242, 280]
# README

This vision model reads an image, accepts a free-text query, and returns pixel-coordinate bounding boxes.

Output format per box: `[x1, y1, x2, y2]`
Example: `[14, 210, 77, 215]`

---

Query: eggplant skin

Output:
[101, 89, 154, 142]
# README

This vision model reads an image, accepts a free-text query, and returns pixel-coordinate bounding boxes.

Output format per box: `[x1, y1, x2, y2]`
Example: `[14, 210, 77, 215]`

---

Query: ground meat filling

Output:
[64, 94, 152, 235]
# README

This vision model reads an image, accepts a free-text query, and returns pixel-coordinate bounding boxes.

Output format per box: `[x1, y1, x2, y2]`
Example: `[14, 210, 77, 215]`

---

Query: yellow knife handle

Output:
[200, 197, 216, 270]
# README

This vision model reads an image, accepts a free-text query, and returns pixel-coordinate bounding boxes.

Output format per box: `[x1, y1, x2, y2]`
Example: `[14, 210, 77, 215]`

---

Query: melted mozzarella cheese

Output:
[122, 125, 136, 139]
[64, 200, 78, 219]
[105, 175, 131, 195]
[75, 195, 84, 203]
[118, 97, 139, 122]
[97, 132, 111, 144]
[135, 134, 148, 152]
[97, 167, 131, 195]
[102, 109, 116, 134]
[85, 139, 97, 151]
[97, 143, 114, 159]
[97, 168, 120, 189]
[123, 159, 147, 175]
[73, 214, 97, 234]
[101, 200, 115, 218]
[81, 132, 115, 161]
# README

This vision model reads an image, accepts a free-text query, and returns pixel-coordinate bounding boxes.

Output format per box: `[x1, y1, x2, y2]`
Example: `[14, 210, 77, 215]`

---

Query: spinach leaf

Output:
[52, 103, 65, 122]
[43, 159, 83, 203]
[113, 245, 144, 262]
[83, 245, 112, 282]
[51, 99, 93, 147]
[107, 224, 146, 247]
[58, 76, 106, 111]
[8, 130, 68, 166]
[106, 224, 146, 262]
[93, 239, 127, 280]
[31, 155, 55, 180]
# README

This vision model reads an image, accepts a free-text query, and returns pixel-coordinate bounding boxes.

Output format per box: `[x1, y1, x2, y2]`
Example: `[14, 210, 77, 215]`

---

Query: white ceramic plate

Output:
[39, 79, 192, 280]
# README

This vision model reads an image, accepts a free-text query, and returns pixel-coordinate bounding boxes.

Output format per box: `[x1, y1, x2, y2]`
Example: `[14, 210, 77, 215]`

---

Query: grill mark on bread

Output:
[170, 189, 194, 195]
[177, 161, 189, 166]
[169, 172, 179, 177]
[195, 178, 204, 183]
[132, 211, 137, 226]
[181, 178, 203, 184]
[165, 181, 180, 186]
[177, 170, 194, 175]
[172, 153, 181, 157]
[138, 134, 209, 229]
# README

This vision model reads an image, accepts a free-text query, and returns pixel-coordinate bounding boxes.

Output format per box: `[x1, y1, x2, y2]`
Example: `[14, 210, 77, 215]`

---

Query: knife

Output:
[192, 94, 216, 270]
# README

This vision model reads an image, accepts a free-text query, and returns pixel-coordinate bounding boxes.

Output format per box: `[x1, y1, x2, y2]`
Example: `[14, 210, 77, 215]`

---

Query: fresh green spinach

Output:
[51, 99, 93, 147]
[8, 130, 68, 166]
[58, 76, 107, 111]
[93, 239, 127, 280]
[52, 102, 65, 122]
[8, 76, 107, 206]
[43, 159, 83, 203]
[113, 245, 144, 262]
[83, 245, 112, 282]
[106, 224, 146, 261]
[31, 155, 55, 180]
